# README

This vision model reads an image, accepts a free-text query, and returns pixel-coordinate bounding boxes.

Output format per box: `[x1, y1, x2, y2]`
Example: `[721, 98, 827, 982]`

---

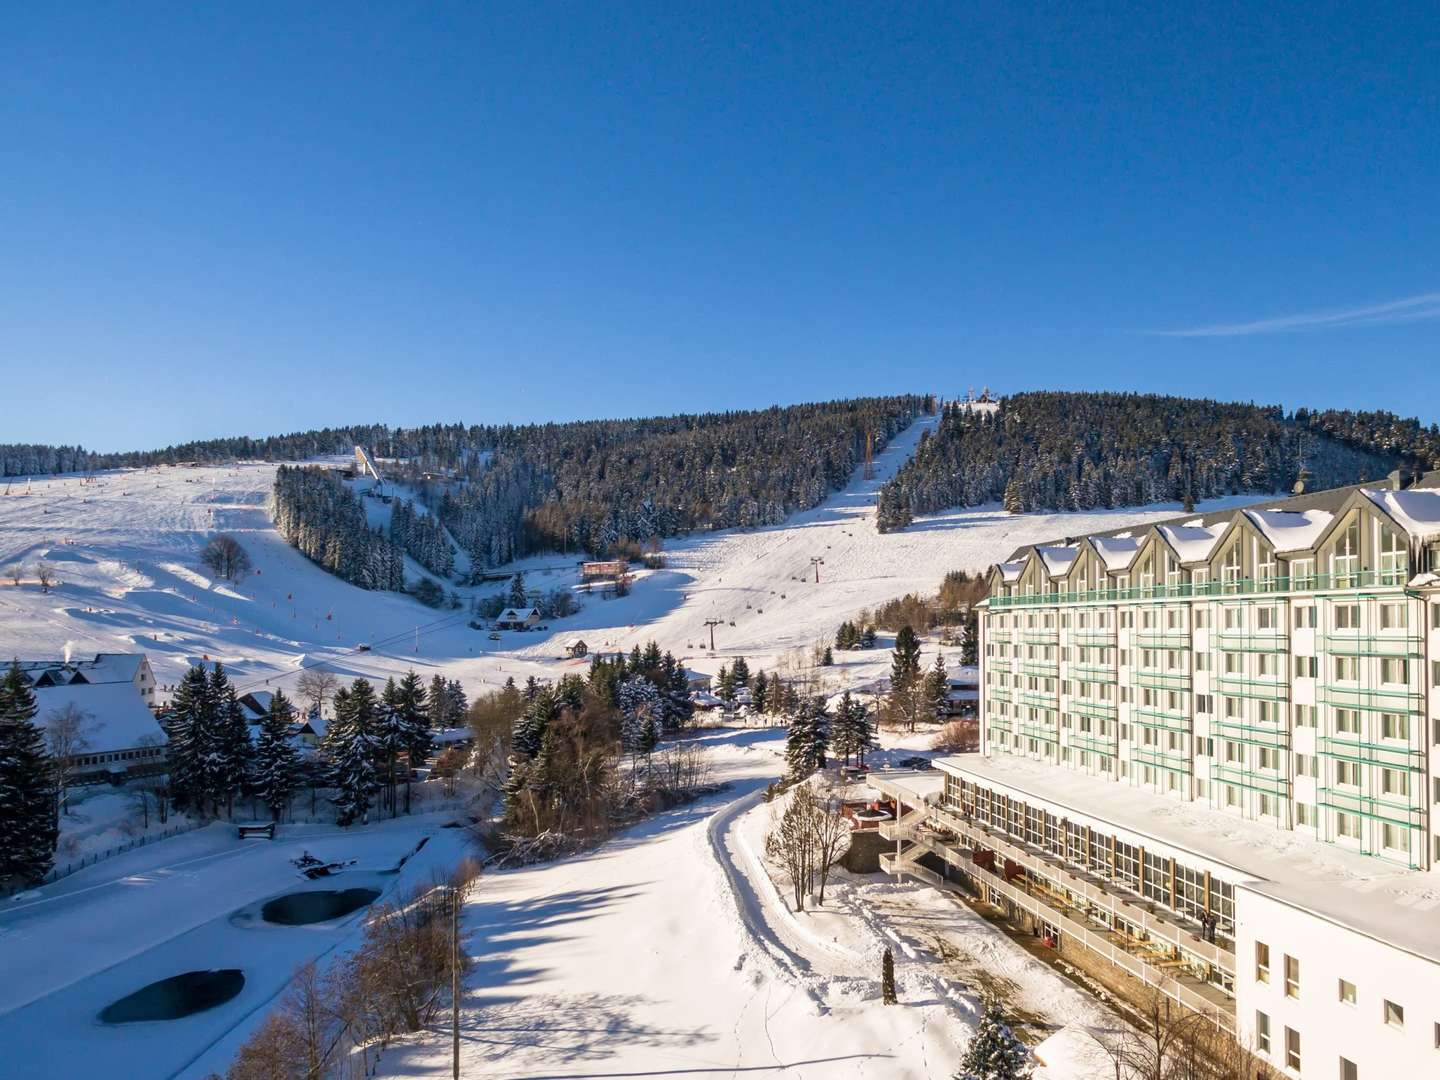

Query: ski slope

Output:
[0, 414, 1268, 701]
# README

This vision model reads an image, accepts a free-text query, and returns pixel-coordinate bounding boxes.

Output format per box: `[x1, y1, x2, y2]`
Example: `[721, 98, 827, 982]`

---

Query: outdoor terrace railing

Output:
[988, 569, 1408, 610]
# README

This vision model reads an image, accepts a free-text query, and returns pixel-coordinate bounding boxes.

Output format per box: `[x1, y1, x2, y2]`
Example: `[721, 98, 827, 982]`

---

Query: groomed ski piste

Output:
[0, 413, 1272, 1078]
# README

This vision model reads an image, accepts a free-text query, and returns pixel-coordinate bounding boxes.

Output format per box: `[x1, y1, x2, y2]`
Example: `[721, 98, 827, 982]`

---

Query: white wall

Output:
[1234, 888, 1440, 1079]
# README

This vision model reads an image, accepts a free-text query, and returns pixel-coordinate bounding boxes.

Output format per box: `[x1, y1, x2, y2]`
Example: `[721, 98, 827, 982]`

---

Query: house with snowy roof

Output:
[32, 680, 167, 784]
[493, 606, 541, 630]
[13, 652, 158, 703]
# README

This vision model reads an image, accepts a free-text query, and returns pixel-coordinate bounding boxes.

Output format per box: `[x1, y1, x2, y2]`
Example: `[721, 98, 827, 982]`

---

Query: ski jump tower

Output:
[354, 445, 384, 482]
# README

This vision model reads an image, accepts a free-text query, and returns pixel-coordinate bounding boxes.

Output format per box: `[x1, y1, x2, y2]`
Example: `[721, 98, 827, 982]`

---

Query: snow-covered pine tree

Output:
[715, 664, 734, 704]
[0, 662, 58, 887]
[329, 678, 380, 826]
[253, 689, 302, 823]
[784, 696, 829, 779]
[508, 571, 527, 608]
[392, 670, 431, 814]
[730, 656, 750, 688]
[750, 669, 769, 716]
[953, 1000, 1032, 1080]
[209, 664, 252, 818]
[163, 664, 212, 814]
[376, 678, 408, 818]
[617, 675, 662, 752]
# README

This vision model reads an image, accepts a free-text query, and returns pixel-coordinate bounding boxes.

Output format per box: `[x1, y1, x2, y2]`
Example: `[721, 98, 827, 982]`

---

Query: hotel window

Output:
[1334, 521, 1360, 586]
[1221, 545, 1242, 591]
[1256, 606, 1277, 630]
[1283, 954, 1300, 998]
[1379, 658, 1408, 685]
[1224, 606, 1243, 629]
[1255, 941, 1270, 983]
[1291, 558, 1315, 588]
[1295, 704, 1316, 727]
[1284, 1026, 1300, 1071]
[1378, 529, 1407, 582]
[1334, 708, 1359, 735]
[1257, 652, 1277, 677]
[1378, 602, 1405, 630]
[1255, 1011, 1270, 1053]
[1224, 651, 1243, 674]
[1293, 604, 1316, 629]
[1380, 768, 1409, 797]
[1295, 655, 1317, 678]
[1338, 978, 1356, 1005]
[1333, 603, 1360, 630]
[1333, 656, 1359, 682]
[1335, 760, 1360, 788]
[1384, 999, 1404, 1029]
[1336, 812, 1360, 838]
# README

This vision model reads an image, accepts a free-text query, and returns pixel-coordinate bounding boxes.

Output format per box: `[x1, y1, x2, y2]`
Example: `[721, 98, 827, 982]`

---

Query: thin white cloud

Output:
[1149, 291, 1440, 337]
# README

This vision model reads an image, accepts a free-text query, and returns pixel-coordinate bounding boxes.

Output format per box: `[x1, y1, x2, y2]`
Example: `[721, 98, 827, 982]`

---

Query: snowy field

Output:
[0, 413, 1275, 1078]
[0, 413, 1267, 701]
[0, 811, 470, 1078]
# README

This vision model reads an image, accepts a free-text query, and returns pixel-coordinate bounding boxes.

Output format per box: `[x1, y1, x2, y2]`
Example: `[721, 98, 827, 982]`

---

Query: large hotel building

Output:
[873, 468, 1440, 1079]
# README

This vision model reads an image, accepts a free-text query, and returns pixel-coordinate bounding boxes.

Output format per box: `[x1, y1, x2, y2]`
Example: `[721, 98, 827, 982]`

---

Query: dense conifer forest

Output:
[874, 392, 1435, 531]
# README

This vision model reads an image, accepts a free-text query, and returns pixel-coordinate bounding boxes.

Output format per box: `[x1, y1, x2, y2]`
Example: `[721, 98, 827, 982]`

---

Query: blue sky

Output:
[3, 4, 1437, 451]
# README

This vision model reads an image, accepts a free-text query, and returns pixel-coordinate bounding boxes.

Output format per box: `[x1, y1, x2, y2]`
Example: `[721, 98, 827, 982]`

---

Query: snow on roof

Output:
[1035, 545, 1078, 577]
[997, 560, 1026, 583]
[497, 607, 540, 620]
[1243, 507, 1334, 553]
[1156, 521, 1224, 563]
[937, 753, 1440, 965]
[1088, 534, 1141, 571]
[871, 768, 945, 805]
[32, 682, 165, 754]
[83, 653, 146, 684]
[1032, 1023, 1115, 1080]
[1364, 486, 1440, 542]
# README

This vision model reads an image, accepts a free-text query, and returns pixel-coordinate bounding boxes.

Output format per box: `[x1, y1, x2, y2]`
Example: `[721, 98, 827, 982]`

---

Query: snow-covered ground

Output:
[0, 413, 1275, 1077]
[0, 811, 470, 1079]
[0, 414, 1267, 703]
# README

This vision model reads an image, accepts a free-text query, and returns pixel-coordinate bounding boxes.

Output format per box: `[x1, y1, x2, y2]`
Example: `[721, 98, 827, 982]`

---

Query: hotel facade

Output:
[874, 469, 1440, 1079]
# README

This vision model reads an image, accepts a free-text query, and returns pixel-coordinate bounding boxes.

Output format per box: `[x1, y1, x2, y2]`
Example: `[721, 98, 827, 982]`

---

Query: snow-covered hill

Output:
[0, 414, 1266, 699]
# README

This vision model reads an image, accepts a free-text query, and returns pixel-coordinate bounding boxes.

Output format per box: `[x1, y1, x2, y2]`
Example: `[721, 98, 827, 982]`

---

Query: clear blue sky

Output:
[3, 4, 1438, 451]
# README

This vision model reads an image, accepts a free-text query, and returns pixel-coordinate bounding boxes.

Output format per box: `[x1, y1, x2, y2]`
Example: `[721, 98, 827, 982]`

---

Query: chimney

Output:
[1388, 467, 1416, 491]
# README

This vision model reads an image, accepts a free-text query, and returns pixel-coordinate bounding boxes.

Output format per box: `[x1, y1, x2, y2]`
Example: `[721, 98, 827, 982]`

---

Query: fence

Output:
[40, 818, 208, 886]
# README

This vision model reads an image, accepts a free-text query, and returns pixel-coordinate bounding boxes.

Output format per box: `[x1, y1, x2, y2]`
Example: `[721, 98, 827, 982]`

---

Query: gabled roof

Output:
[1088, 533, 1142, 572]
[497, 606, 540, 620]
[996, 559, 1026, 584]
[31, 682, 165, 754]
[1242, 507, 1335, 553]
[1156, 520, 1226, 564]
[1035, 545, 1078, 578]
[1364, 487, 1440, 543]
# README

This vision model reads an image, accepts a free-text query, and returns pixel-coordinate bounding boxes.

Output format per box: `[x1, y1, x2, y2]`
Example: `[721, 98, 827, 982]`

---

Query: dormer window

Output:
[1220, 544, 1242, 593]
[1334, 520, 1360, 587]
[1379, 528, 1407, 585]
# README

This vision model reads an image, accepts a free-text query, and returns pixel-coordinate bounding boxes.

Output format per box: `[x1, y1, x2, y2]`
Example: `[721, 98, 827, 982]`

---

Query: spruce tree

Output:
[0, 662, 58, 886]
[924, 653, 949, 724]
[730, 656, 750, 688]
[716, 664, 734, 703]
[329, 678, 380, 826]
[253, 689, 302, 823]
[750, 670, 769, 716]
[393, 670, 431, 813]
[209, 664, 251, 818]
[376, 678, 407, 817]
[881, 947, 897, 1004]
[954, 1000, 1032, 1080]
[508, 571, 527, 608]
[164, 664, 212, 813]
[821, 645, 834, 667]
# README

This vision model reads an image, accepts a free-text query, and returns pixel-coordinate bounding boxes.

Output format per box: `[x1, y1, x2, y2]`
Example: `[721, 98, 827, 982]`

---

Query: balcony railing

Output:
[1211, 762, 1289, 798]
[1067, 732, 1119, 757]
[1068, 698, 1118, 722]
[1213, 675, 1289, 701]
[1132, 707, 1192, 733]
[1316, 633, 1423, 659]
[1131, 745, 1194, 775]
[1212, 718, 1288, 749]
[1318, 684, 1424, 714]
[1017, 690, 1059, 709]
[988, 569, 1408, 610]
[1069, 662, 1119, 683]
[1213, 630, 1289, 654]
[1134, 669, 1192, 691]
[1317, 736, 1424, 771]
[1018, 661, 1059, 678]
[1318, 787, 1426, 831]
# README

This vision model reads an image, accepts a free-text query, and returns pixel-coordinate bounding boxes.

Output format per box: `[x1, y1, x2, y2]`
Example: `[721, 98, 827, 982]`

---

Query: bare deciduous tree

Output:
[6, 564, 22, 587]
[45, 702, 93, 817]
[201, 533, 251, 581]
[811, 787, 851, 905]
[296, 668, 339, 716]
[35, 561, 55, 592]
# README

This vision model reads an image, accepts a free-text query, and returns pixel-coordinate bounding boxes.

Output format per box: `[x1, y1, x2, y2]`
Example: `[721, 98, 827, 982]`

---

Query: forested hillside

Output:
[254, 396, 924, 578]
[875, 392, 1421, 531]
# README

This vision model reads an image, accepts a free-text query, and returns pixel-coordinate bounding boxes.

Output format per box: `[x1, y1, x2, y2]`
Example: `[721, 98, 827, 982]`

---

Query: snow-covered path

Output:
[378, 729, 968, 1079]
